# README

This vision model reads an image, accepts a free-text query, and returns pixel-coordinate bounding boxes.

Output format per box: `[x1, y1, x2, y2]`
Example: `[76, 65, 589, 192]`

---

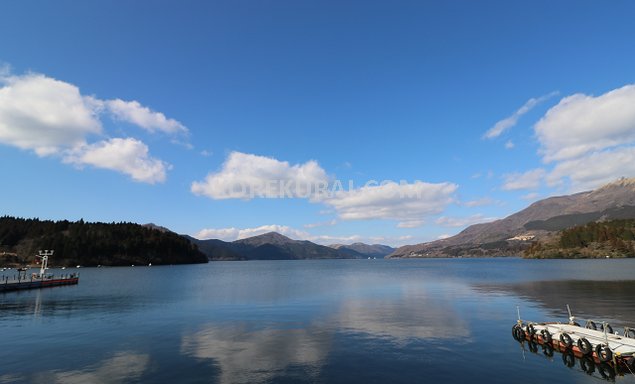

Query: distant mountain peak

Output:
[234, 231, 295, 246]
[597, 177, 635, 191]
[390, 177, 635, 258]
[143, 223, 172, 233]
[191, 231, 362, 260]
[328, 242, 395, 258]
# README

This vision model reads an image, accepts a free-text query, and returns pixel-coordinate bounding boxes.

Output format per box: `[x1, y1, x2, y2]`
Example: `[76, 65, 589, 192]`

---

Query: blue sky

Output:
[2, 1, 635, 246]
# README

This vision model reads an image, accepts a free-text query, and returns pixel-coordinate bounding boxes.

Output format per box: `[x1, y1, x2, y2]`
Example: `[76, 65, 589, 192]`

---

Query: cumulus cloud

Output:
[0, 70, 185, 183]
[531, 84, 635, 191]
[502, 168, 546, 191]
[322, 181, 457, 223]
[396, 220, 424, 228]
[484, 91, 558, 139]
[192, 152, 459, 227]
[104, 99, 187, 134]
[191, 152, 329, 199]
[63, 138, 169, 183]
[545, 147, 635, 192]
[0, 73, 101, 155]
[536, 85, 635, 163]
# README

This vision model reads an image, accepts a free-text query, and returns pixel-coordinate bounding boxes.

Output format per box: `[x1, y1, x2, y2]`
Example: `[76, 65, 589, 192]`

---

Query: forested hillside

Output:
[524, 219, 635, 258]
[0, 216, 207, 267]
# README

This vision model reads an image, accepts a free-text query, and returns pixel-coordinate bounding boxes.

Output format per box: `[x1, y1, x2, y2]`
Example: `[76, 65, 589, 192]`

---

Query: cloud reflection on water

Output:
[181, 324, 330, 384]
[21, 352, 150, 384]
[335, 286, 471, 342]
[180, 283, 472, 383]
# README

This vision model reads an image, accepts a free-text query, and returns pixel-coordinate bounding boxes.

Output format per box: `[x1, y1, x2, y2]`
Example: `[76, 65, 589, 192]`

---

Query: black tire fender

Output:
[586, 320, 597, 330]
[541, 329, 552, 344]
[595, 343, 613, 363]
[560, 332, 573, 348]
[577, 337, 592, 356]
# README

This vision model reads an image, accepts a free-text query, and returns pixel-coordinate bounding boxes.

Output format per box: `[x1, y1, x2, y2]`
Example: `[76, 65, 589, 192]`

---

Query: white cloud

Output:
[502, 168, 546, 191]
[484, 91, 558, 139]
[195, 224, 311, 241]
[0, 70, 185, 183]
[536, 85, 635, 163]
[396, 220, 424, 228]
[435, 214, 496, 228]
[63, 138, 169, 184]
[104, 99, 187, 135]
[194, 227, 241, 241]
[192, 153, 459, 228]
[546, 147, 635, 192]
[505, 140, 514, 149]
[323, 181, 457, 222]
[0, 73, 101, 155]
[530, 84, 635, 191]
[191, 152, 329, 200]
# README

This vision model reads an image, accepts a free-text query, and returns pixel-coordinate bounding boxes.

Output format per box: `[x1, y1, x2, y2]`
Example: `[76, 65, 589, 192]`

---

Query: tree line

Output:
[0, 216, 207, 266]
[524, 219, 635, 258]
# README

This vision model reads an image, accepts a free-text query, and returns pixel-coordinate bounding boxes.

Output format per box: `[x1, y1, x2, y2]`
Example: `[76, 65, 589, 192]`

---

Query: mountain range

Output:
[7, 178, 632, 265]
[389, 177, 635, 258]
[187, 232, 394, 261]
[328, 243, 395, 258]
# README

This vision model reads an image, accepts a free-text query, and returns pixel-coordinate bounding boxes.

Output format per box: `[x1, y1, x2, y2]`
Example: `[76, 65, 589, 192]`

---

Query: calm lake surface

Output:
[2, 258, 635, 383]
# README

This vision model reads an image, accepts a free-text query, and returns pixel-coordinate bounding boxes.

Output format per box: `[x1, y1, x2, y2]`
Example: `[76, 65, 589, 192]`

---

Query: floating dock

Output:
[512, 306, 635, 380]
[1, 274, 79, 292]
[0, 250, 79, 292]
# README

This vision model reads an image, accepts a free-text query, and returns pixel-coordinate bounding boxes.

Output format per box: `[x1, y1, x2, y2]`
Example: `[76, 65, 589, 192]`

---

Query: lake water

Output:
[2, 258, 635, 383]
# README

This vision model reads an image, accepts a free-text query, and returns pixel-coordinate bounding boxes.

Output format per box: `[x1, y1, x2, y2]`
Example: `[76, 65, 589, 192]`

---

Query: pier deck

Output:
[1, 274, 79, 292]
